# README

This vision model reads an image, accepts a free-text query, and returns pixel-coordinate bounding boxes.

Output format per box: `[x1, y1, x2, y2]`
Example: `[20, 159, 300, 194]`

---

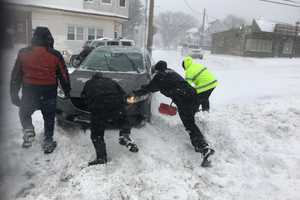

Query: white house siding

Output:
[31, 8, 124, 52]
[84, 0, 129, 18]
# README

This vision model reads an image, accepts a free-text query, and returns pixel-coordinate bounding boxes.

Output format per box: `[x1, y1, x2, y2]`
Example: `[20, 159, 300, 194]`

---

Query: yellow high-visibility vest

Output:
[184, 56, 218, 94]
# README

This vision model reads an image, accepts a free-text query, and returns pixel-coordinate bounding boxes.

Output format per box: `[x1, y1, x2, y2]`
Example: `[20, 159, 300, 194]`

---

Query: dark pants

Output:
[196, 88, 215, 112]
[176, 99, 208, 150]
[19, 84, 57, 141]
[90, 107, 131, 159]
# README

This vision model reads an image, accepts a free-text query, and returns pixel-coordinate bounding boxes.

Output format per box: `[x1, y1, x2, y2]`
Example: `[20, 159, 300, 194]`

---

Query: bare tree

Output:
[156, 11, 198, 49]
[222, 14, 246, 29]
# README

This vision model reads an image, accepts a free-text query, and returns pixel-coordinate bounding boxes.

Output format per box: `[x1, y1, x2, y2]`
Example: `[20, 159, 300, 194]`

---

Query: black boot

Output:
[89, 137, 107, 166]
[190, 136, 209, 153]
[119, 135, 139, 153]
[43, 138, 57, 154]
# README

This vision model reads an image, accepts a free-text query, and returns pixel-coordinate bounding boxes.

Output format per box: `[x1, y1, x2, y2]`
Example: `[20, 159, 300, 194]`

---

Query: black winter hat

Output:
[31, 27, 54, 48]
[155, 60, 167, 71]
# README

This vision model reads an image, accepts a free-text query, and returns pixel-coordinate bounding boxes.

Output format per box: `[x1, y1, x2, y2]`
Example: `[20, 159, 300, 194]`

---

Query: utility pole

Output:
[292, 21, 300, 58]
[147, 0, 154, 55]
[200, 8, 206, 47]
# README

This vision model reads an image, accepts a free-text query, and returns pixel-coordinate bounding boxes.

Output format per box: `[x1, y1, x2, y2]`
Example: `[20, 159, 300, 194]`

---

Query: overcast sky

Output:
[154, 0, 300, 24]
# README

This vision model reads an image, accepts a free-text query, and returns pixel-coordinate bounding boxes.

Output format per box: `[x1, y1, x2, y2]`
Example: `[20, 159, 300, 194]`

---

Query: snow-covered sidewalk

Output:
[1, 49, 300, 200]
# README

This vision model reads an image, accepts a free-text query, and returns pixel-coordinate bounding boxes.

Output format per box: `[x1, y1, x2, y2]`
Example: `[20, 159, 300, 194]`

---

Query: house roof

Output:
[255, 18, 277, 32]
[254, 18, 300, 36]
[4, 0, 128, 20]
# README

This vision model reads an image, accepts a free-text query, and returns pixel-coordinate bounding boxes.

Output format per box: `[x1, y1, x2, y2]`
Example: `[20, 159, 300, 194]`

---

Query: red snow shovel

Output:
[159, 102, 177, 116]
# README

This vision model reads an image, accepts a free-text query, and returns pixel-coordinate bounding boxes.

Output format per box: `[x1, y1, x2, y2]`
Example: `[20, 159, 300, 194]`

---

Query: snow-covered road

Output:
[1, 49, 300, 200]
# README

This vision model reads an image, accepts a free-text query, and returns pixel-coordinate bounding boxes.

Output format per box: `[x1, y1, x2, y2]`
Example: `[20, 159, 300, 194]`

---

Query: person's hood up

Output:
[31, 27, 54, 48]
[154, 60, 167, 71]
[183, 56, 193, 70]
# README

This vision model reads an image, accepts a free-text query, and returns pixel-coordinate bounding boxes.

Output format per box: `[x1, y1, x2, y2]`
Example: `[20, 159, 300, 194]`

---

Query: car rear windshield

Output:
[121, 41, 132, 46]
[92, 41, 105, 47]
[107, 41, 119, 46]
[80, 50, 145, 73]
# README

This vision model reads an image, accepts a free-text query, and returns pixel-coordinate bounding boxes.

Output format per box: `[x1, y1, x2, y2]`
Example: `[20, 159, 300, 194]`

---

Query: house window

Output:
[88, 28, 95, 40]
[102, 0, 111, 4]
[76, 27, 84, 40]
[67, 25, 75, 40]
[245, 39, 272, 53]
[120, 0, 126, 7]
[96, 29, 104, 39]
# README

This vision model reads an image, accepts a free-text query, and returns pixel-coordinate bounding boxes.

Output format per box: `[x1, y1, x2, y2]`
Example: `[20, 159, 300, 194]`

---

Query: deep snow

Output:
[1, 48, 300, 200]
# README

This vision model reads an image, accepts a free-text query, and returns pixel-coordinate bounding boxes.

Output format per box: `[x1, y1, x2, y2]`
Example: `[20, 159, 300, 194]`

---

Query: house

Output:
[181, 20, 228, 50]
[203, 20, 228, 49]
[211, 18, 300, 57]
[4, 0, 129, 52]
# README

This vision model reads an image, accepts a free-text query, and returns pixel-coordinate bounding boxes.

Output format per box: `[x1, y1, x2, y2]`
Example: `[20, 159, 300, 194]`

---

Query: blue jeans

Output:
[19, 84, 57, 141]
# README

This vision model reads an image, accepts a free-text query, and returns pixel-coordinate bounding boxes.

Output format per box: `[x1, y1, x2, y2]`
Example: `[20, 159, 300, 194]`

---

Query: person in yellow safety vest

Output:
[182, 56, 218, 112]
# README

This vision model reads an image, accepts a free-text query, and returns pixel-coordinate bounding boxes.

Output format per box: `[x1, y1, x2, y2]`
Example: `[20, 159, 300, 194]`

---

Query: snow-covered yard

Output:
[1, 49, 300, 200]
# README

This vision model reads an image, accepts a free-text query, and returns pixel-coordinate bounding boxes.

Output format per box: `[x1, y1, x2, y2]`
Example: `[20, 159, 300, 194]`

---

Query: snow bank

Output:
[1, 48, 300, 200]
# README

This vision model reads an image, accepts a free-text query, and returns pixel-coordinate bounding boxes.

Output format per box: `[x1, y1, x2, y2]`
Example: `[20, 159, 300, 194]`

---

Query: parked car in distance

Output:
[56, 46, 153, 128]
[181, 44, 204, 59]
[68, 38, 136, 66]
[90, 38, 135, 48]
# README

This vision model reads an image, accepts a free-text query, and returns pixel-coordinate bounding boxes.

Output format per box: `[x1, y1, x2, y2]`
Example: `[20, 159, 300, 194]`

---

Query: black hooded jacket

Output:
[135, 68, 197, 103]
[81, 74, 126, 112]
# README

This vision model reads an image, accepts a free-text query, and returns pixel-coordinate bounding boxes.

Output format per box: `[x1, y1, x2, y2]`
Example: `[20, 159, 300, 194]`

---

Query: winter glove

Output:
[133, 89, 145, 97]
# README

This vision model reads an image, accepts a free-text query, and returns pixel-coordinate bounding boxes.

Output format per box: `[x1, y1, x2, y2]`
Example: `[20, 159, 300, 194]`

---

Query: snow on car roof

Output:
[4, 0, 128, 19]
[95, 46, 143, 53]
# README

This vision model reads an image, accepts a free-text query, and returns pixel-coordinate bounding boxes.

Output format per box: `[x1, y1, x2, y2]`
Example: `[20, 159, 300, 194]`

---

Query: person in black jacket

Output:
[72, 44, 93, 66]
[81, 72, 139, 166]
[134, 61, 214, 158]
[10, 27, 71, 154]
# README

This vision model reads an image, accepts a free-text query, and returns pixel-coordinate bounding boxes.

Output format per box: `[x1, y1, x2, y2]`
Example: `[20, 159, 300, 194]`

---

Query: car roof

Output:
[94, 37, 113, 41]
[92, 38, 134, 43]
[94, 46, 144, 53]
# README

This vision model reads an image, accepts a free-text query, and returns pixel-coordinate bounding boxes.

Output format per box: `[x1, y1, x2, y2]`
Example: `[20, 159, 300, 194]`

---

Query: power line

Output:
[182, 0, 220, 22]
[281, 0, 300, 5]
[183, 0, 203, 16]
[260, 0, 300, 7]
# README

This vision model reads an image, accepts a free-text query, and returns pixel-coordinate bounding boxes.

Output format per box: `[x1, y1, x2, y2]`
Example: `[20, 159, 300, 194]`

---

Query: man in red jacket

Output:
[10, 27, 71, 153]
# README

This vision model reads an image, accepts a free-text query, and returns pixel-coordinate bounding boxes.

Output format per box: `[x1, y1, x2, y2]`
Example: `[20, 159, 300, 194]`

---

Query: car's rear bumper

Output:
[190, 53, 203, 59]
